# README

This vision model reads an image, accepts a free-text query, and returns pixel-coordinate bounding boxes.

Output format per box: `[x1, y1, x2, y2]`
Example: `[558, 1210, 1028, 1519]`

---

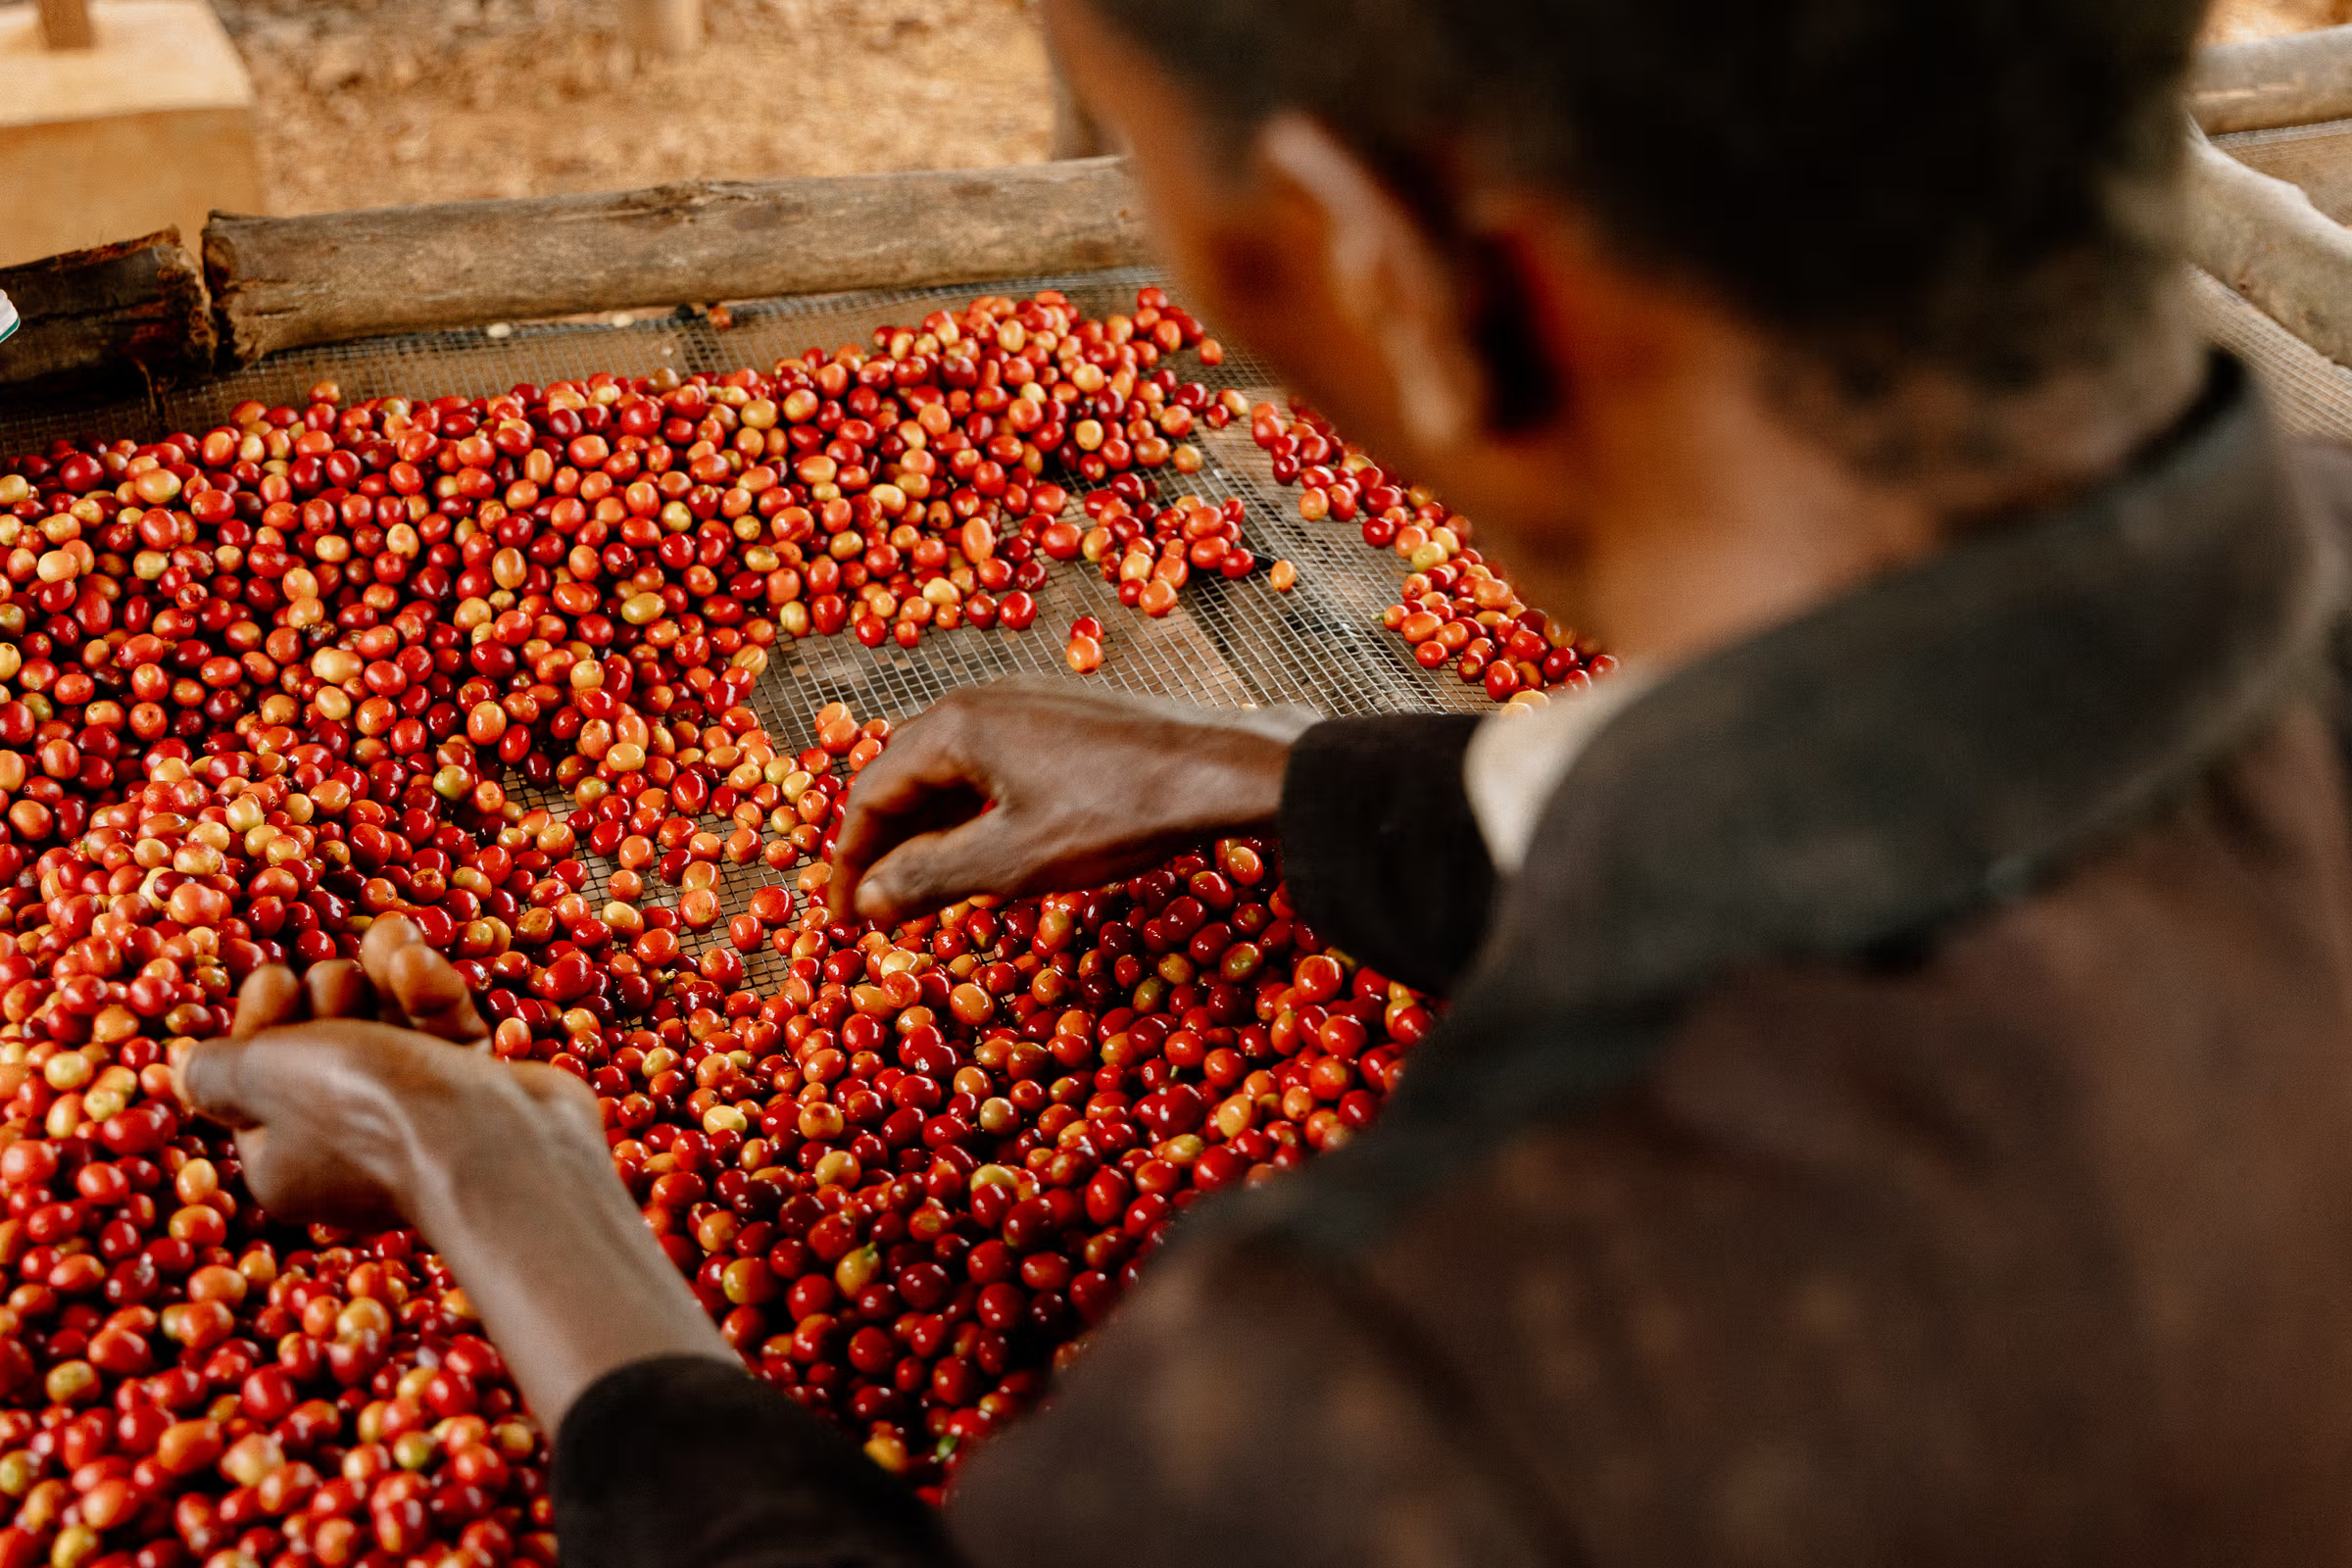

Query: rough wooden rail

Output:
[204, 158, 1150, 364]
[0, 230, 212, 388]
[2193, 24, 2352, 135]
[2185, 129, 2352, 368]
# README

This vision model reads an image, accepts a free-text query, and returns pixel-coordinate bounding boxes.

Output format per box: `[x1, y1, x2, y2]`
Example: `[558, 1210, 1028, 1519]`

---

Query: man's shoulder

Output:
[1317, 701, 2352, 1558]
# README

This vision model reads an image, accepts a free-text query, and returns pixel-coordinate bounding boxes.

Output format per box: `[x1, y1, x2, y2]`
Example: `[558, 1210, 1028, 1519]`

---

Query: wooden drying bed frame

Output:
[2185, 24, 2352, 371]
[0, 158, 1148, 393]
[2193, 24, 2352, 136]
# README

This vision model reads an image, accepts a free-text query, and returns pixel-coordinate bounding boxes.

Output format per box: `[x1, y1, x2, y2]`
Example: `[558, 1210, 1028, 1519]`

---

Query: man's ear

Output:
[1253, 114, 1488, 456]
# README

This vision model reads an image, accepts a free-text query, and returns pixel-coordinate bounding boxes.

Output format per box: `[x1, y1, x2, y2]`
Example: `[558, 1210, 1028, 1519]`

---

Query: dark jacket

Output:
[554, 358, 2352, 1565]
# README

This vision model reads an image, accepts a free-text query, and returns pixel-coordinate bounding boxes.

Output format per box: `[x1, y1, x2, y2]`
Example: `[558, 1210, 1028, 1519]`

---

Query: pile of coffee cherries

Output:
[1247, 402, 1612, 706]
[0, 286, 1453, 1568]
[1034, 490, 1298, 628]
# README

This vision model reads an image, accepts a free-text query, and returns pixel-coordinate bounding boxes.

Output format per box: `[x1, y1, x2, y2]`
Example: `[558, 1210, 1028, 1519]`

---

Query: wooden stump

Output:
[0, 230, 213, 389]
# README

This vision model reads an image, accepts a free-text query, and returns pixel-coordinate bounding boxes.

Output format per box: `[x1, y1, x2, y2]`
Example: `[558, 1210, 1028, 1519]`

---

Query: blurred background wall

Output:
[0, 0, 2337, 237]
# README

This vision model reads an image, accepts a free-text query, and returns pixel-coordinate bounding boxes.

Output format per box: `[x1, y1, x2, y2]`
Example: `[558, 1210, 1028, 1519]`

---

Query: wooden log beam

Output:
[2185, 129, 2352, 369]
[205, 158, 1149, 364]
[0, 229, 212, 388]
[2193, 24, 2352, 135]
[2213, 119, 2352, 227]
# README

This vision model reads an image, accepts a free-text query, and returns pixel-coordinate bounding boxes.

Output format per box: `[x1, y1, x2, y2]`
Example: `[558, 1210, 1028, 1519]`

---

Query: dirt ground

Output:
[173, 0, 2352, 218]
[211, 0, 1056, 216]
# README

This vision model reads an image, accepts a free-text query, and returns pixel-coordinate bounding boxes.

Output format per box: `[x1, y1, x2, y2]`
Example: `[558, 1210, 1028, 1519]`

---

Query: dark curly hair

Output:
[1084, 0, 2203, 398]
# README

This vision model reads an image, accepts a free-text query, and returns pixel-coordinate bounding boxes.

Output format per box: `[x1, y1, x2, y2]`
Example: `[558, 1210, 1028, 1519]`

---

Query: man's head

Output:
[1048, 0, 2211, 657]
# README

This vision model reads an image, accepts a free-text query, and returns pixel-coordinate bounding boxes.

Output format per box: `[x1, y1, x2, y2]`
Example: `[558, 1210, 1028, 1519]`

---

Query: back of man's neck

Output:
[1805, 278, 2210, 526]
[1557, 280, 2211, 667]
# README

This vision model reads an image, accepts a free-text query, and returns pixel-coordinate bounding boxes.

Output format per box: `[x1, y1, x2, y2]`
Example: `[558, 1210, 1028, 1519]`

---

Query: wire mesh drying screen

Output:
[2188, 268, 2352, 441]
[0, 266, 1494, 997]
[0, 264, 1494, 728]
[2218, 120, 2352, 227]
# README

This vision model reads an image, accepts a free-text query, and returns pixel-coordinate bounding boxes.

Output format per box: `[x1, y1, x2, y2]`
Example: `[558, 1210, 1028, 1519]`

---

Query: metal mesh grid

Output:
[2217, 119, 2352, 224]
[2188, 266, 2352, 441]
[0, 267, 1490, 997]
[0, 266, 1489, 729]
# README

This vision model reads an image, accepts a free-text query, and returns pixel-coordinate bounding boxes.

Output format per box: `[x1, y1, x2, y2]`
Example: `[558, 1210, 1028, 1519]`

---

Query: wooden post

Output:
[0, 1, 264, 270]
[36, 0, 93, 49]
[621, 0, 700, 58]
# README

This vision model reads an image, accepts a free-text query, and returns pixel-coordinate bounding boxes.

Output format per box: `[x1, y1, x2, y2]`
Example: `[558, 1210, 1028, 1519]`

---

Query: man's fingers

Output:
[358, 916, 425, 1024]
[230, 1123, 398, 1232]
[368, 913, 487, 1043]
[385, 944, 488, 1045]
[832, 784, 989, 923]
[830, 730, 996, 922]
[359, 913, 419, 980]
[184, 1018, 392, 1130]
[302, 960, 374, 1024]
[232, 966, 304, 1040]
[230, 1125, 280, 1206]
[857, 813, 1025, 923]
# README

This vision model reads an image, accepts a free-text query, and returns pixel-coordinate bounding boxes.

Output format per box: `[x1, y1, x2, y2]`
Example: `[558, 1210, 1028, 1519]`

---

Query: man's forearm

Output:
[405, 1093, 738, 1433]
[410, 1100, 959, 1568]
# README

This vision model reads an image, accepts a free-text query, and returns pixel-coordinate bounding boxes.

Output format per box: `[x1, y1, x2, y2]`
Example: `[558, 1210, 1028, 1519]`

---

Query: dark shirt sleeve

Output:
[1280, 714, 1495, 995]
[552, 1355, 962, 1568]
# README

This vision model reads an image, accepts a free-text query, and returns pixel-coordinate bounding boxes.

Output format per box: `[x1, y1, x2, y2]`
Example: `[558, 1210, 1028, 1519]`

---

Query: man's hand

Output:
[183, 1015, 590, 1232]
[182, 926, 732, 1430]
[187, 918, 545, 1231]
[828, 680, 1315, 924]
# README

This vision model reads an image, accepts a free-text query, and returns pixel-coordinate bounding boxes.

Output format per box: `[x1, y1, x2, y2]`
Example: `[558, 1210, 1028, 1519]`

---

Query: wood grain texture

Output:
[2194, 24, 2352, 134]
[205, 158, 1150, 363]
[2186, 132, 2352, 368]
[0, 229, 213, 387]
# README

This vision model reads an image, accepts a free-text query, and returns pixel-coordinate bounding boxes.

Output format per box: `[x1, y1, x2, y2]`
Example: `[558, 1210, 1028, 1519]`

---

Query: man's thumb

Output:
[177, 1038, 260, 1130]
